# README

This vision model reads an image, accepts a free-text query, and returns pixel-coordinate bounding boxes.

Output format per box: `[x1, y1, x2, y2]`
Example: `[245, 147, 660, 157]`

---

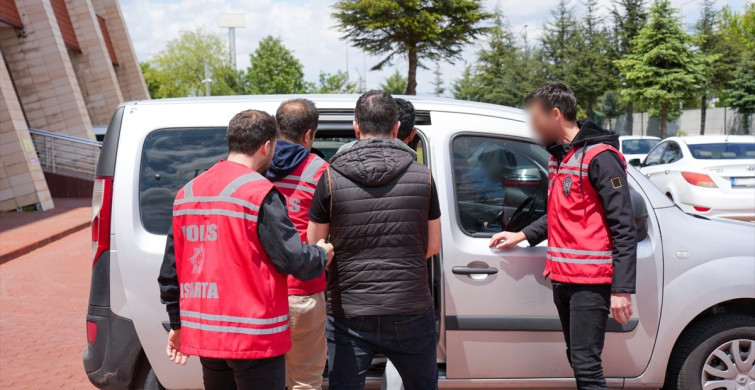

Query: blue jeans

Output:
[326, 309, 438, 390]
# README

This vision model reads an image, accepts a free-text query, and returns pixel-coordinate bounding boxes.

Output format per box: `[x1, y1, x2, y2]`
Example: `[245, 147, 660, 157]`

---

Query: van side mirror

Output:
[629, 189, 649, 242]
[628, 158, 642, 167]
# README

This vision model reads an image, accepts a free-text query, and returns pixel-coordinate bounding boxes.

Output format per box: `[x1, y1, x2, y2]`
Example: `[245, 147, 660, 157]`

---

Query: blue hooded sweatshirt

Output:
[265, 139, 311, 181]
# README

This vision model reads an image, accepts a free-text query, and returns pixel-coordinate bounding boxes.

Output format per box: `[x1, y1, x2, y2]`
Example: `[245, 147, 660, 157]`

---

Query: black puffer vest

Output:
[327, 139, 433, 316]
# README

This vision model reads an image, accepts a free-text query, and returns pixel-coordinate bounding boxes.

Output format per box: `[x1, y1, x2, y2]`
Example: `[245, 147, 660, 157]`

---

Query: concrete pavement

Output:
[0, 228, 94, 389]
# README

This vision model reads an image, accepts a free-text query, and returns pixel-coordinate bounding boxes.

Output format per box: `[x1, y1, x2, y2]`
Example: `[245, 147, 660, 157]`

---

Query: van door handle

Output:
[452, 266, 498, 275]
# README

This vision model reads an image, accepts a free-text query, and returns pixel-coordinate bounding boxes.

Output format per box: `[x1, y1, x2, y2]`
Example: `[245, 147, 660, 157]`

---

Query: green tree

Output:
[572, 0, 619, 118]
[539, 0, 580, 84]
[140, 62, 161, 98]
[719, 3, 755, 51]
[725, 54, 755, 134]
[380, 70, 408, 95]
[615, 0, 710, 138]
[142, 29, 242, 98]
[332, 0, 491, 95]
[245, 36, 307, 94]
[595, 91, 625, 130]
[451, 65, 480, 101]
[470, 11, 530, 107]
[432, 62, 445, 96]
[612, 0, 647, 133]
[694, 0, 739, 135]
[313, 70, 359, 94]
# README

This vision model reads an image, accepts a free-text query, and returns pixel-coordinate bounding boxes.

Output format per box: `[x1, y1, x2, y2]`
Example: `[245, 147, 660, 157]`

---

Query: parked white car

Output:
[619, 135, 661, 161]
[634, 135, 755, 221]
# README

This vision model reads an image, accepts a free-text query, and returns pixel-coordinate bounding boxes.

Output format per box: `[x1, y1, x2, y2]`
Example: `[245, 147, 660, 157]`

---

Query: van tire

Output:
[133, 356, 165, 390]
[664, 314, 755, 390]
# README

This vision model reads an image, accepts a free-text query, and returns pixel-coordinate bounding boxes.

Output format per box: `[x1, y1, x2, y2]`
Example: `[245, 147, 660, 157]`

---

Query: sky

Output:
[120, 0, 750, 96]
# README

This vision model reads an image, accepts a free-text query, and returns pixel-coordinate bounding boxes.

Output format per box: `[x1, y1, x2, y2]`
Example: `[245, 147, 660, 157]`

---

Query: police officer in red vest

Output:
[158, 109, 334, 390]
[490, 83, 636, 390]
[264, 99, 329, 390]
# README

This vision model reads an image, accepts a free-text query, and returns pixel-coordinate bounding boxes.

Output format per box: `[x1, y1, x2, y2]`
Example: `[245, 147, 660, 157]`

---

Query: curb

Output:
[0, 221, 90, 265]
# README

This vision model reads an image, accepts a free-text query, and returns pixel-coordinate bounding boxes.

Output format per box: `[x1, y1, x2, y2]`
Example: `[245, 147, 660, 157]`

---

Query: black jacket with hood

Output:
[311, 139, 436, 316]
[522, 119, 637, 293]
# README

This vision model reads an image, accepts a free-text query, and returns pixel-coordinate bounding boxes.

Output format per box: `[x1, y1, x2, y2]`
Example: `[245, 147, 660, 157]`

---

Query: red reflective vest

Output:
[172, 160, 291, 359]
[545, 144, 626, 284]
[272, 154, 329, 295]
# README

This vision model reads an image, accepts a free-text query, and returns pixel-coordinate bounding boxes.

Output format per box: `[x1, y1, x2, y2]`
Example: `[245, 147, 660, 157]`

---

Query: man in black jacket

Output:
[490, 83, 636, 390]
[307, 90, 442, 390]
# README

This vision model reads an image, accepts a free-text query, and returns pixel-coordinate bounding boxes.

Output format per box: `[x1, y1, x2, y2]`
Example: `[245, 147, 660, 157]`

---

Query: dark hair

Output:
[395, 98, 416, 141]
[525, 82, 578, 122]
[227, 109, 279, 155]
[354, 90, 398, 136]
[276, 99, 318, 142]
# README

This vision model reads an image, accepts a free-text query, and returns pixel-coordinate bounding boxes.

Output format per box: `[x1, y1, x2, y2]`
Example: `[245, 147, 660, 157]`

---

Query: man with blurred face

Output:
[489, 83, 637, 390]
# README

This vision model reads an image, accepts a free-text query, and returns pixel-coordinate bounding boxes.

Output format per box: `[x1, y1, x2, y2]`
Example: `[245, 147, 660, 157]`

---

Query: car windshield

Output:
[622, 139, 660, 154]
[688, 142, 755, 159]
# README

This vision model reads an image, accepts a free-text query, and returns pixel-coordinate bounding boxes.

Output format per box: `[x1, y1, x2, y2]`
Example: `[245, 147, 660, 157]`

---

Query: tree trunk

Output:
[625, 102, 634, 135]
[661, 103, 668, 139]
[405, 48, 418, 95]
[700, 95, 707, 135]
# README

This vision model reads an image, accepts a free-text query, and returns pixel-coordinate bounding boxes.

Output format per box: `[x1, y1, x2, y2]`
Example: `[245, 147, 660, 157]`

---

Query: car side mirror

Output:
[629, 189, 649, 242]
[628, 158, 642, 167]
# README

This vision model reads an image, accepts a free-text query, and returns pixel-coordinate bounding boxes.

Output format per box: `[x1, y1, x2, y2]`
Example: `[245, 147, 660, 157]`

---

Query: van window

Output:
[139, 128, 227, 235]
[452, 135, 549, 236]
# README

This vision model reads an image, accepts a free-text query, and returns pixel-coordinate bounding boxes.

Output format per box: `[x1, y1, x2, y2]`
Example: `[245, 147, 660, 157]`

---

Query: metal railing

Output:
[28, 129, 102, 180]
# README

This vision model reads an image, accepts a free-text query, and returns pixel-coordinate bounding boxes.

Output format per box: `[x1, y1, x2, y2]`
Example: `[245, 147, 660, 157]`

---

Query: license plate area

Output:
[731, 177, 755, 187]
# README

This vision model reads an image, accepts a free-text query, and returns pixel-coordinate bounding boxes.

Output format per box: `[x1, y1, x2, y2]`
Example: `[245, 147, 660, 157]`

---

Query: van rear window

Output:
[139, 128, 227, 235]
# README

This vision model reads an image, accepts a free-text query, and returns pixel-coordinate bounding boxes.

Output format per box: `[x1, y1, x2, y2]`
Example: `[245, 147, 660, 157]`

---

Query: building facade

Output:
[0, 0, 147, 211]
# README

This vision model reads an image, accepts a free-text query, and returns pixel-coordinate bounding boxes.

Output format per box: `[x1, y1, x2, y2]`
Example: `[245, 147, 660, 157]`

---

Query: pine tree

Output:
[612, 0, 647, 133]
[432, 62, 445, 96]
[694, 2, 746, 134]
[472, 10, 530, 107]
[540, 0, 580, 84]
[571, 0, 619, 119]
[615, 0, 710, 138]
[333, 0, 491, 95]
[725, 54, 755, 134]
[451, 65, 480, 101]
[380, 70, 408, 95]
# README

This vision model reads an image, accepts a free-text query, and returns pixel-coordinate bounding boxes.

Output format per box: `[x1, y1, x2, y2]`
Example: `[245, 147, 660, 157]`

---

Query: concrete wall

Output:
[0, 0, 146, 211]
[612, 107, 753, 137]
[0, 51, 54, 211]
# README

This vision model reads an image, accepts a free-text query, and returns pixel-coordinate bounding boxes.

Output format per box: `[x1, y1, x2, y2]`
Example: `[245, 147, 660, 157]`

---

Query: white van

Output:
[83, 95, 755, 390]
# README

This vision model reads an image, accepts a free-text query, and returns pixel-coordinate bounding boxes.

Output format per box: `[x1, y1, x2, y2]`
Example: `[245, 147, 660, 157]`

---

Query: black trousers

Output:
[199, 355, 285, 390]
[552, 283, 611, 390]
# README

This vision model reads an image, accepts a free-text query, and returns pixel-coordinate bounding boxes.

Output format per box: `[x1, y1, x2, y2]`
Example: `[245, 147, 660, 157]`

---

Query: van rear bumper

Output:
[83, 251, 142, 390]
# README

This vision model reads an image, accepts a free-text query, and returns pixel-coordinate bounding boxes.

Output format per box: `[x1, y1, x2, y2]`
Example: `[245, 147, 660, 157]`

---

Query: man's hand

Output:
[317, 239, 334, 270]
[489, 231, 527, 249]
[166, 329, 189, 365]
[611, 293, 633, 324]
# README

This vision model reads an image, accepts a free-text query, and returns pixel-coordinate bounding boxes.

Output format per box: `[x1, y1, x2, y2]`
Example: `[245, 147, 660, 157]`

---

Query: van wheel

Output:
[133, 356, 165, 390]
[664, 314, 755, 390]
